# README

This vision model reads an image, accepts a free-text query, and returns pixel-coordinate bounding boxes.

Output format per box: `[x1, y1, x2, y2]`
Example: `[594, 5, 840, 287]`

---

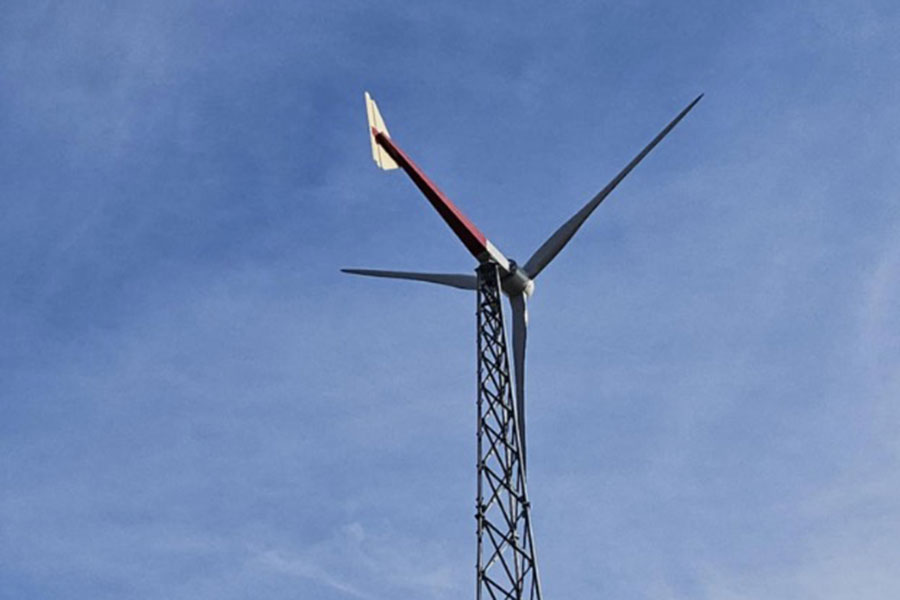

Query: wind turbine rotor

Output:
[345, 91, 704, 469]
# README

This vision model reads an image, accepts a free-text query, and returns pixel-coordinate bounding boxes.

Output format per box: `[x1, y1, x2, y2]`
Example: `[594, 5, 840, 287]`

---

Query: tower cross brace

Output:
[475, 262, 543, 600]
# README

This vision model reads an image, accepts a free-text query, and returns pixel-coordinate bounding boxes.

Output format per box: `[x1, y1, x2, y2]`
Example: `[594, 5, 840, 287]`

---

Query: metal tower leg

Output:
[475, 262, 543, 600]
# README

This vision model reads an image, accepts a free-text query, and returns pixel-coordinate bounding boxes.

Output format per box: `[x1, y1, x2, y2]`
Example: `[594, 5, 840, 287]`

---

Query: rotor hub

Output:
[501, 259, 535, 297]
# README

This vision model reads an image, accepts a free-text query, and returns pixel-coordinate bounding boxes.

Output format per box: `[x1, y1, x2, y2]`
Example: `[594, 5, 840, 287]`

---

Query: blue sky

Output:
[2, 1, 899, 598]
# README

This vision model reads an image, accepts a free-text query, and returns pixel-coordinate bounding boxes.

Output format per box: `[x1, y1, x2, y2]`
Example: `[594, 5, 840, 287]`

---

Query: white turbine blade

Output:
[510, 293, 528, 469]
[341, 268, 477, 290]
[365, 91, 399, 170]
[523, 94, 703, 278]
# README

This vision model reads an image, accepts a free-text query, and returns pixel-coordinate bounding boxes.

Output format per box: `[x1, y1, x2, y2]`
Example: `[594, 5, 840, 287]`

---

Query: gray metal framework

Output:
[475, 262, 543, 600]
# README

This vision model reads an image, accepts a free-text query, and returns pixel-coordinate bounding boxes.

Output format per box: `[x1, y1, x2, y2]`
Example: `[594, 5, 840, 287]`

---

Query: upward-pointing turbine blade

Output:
[523, 94, 704, 278]
[341, 268, 477, 290]
[510, 293, 528, 470]
[363, 92, 511, 271]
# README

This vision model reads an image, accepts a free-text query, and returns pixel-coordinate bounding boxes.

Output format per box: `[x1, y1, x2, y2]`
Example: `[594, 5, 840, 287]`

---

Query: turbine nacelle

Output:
[499, 259, 535, 298]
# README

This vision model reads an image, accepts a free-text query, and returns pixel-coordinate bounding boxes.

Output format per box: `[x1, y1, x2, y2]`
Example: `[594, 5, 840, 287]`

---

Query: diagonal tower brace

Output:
[475, 262, 543, 600]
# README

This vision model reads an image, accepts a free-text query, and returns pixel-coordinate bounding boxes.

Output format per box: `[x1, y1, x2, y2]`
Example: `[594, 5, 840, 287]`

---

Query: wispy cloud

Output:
[255, 546, 377, 600]
[251, 522, 461, 600]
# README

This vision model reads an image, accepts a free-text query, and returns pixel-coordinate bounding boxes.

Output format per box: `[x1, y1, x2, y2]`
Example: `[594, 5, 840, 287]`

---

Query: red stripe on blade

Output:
[374, 131, 489, 259]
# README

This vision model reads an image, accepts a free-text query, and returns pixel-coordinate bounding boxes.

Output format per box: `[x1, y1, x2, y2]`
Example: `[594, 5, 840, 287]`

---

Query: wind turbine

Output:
[344, 91, 702, 464]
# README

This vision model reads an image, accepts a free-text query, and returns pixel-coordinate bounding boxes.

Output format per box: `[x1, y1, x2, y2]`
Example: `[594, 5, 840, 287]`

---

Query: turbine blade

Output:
[523, 93, 704, 278]
[341, 268, 477, 290]
[510, 293, 528, 470]
[364, 92, 510, 271]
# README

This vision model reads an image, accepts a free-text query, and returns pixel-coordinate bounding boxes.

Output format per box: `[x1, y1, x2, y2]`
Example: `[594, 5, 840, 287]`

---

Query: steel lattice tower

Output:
[475, 262, 543, 600]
